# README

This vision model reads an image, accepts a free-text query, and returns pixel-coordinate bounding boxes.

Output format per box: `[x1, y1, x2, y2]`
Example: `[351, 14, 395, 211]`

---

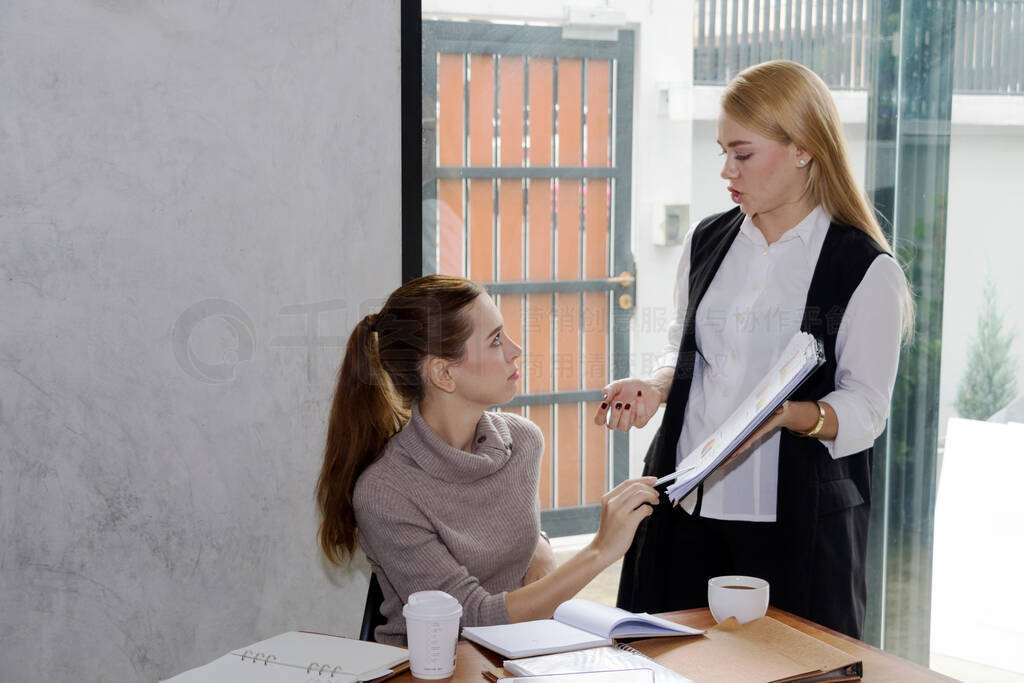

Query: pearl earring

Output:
[799, 159, 807, 166]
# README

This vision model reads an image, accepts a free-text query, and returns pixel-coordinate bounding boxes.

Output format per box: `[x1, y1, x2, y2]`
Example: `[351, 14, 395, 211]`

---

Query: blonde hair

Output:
[723, 60, 914, 341]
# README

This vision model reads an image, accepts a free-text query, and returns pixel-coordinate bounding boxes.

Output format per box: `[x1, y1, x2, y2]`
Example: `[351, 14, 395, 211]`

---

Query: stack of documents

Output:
[657, 331, 825, 503]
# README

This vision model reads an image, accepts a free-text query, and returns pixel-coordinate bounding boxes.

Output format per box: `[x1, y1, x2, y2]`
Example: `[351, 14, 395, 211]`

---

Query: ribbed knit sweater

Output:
[353, 404, 543, 645]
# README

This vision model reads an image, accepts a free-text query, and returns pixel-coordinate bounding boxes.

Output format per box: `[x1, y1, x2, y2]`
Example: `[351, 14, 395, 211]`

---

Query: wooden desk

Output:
[390, 607, 955, 682]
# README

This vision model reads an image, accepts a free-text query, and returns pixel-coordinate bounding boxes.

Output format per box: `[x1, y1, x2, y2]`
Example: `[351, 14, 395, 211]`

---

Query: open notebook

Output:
[462, 599, 702, 659]
[657, 331, 826, 503]
[161, 631, 408, 683]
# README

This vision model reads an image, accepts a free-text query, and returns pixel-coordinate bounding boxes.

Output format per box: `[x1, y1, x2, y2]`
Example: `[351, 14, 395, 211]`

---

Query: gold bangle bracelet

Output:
[795, 401, 826, 438]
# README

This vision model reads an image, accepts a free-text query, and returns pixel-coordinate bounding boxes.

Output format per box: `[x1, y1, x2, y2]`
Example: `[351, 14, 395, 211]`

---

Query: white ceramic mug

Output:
[403, 590, 462, 679]
[707, 575, 770, 624]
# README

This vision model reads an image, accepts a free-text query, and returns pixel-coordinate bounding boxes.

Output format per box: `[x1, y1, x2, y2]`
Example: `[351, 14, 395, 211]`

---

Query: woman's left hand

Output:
[522, 534, 557, 585]
[724, 400, 835, 466]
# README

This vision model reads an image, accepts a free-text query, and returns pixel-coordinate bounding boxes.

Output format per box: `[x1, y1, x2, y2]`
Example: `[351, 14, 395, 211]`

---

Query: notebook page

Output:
[462, 619, 612, 658]
[554, 600, 702, 639]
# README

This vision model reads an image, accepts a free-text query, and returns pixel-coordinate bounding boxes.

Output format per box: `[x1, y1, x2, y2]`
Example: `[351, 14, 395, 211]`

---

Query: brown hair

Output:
[722, 60, 914, 339]
[315, 274, 487, 564]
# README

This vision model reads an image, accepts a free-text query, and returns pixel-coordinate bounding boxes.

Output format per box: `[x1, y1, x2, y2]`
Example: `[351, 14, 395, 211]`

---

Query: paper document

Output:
[659, 331, 825, 503]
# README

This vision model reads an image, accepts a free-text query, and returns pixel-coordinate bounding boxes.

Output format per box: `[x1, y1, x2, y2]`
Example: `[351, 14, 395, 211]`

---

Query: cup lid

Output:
[403, 590, 463, 619]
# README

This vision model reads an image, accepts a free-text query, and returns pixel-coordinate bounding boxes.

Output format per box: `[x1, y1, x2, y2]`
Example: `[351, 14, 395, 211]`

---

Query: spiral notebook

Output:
[161, 631, 409, 683]
[503, 643, 692, 683]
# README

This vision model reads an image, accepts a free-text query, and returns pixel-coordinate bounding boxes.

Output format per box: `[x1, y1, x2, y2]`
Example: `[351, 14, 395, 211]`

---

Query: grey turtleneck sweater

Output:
[353, 404, 543, 645]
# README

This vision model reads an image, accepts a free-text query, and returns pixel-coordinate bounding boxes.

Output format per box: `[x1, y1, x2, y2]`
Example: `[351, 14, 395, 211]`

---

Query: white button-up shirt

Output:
[656, 206, 904, 522]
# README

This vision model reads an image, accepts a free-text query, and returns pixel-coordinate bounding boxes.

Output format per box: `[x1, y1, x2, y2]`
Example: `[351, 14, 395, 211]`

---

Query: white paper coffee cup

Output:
[403, 590, 462, 679]
[708, 575, 769, 624]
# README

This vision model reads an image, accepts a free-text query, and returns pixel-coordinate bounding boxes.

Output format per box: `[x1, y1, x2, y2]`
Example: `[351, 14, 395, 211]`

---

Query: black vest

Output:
[620, 206, 885, 638]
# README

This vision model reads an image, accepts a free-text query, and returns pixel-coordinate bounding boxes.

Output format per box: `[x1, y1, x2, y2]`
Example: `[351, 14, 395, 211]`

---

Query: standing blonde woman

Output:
[595, 61, 912, 639]
[317, 275, 658, 645]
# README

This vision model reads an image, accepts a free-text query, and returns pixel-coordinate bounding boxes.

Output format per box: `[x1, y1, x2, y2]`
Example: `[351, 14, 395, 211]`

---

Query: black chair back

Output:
[359, 572, 386, 642]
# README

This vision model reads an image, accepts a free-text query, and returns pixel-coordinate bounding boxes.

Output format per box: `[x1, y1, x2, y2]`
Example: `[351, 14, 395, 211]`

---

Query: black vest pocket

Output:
[817, 478, 865, 515]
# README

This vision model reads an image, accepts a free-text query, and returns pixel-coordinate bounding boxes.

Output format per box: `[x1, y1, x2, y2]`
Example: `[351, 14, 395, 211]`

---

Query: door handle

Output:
[606, 271, 635, 287]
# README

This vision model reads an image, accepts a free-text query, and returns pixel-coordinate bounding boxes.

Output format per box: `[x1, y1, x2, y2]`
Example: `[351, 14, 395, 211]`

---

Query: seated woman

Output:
[316, 275, 658, 645]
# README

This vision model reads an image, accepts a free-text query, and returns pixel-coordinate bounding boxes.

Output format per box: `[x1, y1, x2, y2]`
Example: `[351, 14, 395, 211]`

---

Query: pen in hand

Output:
[654, 465, 696, 487]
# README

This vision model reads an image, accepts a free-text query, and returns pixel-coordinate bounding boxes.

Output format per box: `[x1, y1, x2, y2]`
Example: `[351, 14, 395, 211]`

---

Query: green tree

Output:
[955, 272, 1018, 420]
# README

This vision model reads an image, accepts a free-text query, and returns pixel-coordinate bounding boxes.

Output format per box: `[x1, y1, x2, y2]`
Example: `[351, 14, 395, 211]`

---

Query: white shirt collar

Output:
[738, 205, 831, 267]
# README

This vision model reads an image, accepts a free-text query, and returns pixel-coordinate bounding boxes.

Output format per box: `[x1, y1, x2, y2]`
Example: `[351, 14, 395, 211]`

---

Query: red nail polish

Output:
[615, 402, 622, 409]
[637, 390, 643, 396]
[600, 402, 607, 409]
[625, 403, 631, 410]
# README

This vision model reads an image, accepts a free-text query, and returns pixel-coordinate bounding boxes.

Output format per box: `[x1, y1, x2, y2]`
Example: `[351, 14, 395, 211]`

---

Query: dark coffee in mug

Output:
[722, 585, 757, 590]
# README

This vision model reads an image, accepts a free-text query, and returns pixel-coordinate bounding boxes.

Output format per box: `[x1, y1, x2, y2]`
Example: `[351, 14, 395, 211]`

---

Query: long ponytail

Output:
[316, 275, 486, 564]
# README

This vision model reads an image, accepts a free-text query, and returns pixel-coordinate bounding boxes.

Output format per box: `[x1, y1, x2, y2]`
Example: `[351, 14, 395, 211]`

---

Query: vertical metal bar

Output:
[1003, 0, 1011, 92]
[823, 0, 831, 81]
[791, 0, 801, 63]
[843, 0, 853, 88]
[403, 6, 423, 282]
[855, 0, 863, 87]
[421, 30, 439, 275]
[986, 0, 997, 93]
[709, 0, 720, 81]
[730, 0, 740, 77]
[697, 0, 708, 81]
[810, 0, 818, 74]
[953, 0, 964, 91]
[462, 53, 470, 276]
[746, 0, 753, 70]
[752, 0, 762, 69]
[579, 59, 588, 505]
[612, 32, 635, 485]
[1012, 0, 1023, 93]
[980, 0, 988, 91]
[958, 0, 966, 90]
[848, 0, 856, 87]
[999, 0, 1011, 93]
[991, 0, 1000, 92]
[804, 0, 813, 67]
[972, 0, 982, 91]
[550, 58, 559, 501]
[821, 0, 828, 81]
[774, 0, 783, 59]
[493, 57, 500, 281]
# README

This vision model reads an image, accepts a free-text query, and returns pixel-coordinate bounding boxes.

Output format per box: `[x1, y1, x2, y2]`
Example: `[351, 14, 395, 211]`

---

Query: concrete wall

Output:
[0, 2, 400, 681]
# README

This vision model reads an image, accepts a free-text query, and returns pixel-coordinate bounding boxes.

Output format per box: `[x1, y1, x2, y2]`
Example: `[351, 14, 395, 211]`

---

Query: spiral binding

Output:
[238, 648, 351, 677]
[305, 662, 345, 676]
[238, 650, 278, 666]
[614, 642, 650, 659]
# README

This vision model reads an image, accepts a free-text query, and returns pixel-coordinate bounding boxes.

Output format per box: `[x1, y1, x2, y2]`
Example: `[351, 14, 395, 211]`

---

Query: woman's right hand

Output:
[589, 477, 659, 563]
[592, 377, 666, 431]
